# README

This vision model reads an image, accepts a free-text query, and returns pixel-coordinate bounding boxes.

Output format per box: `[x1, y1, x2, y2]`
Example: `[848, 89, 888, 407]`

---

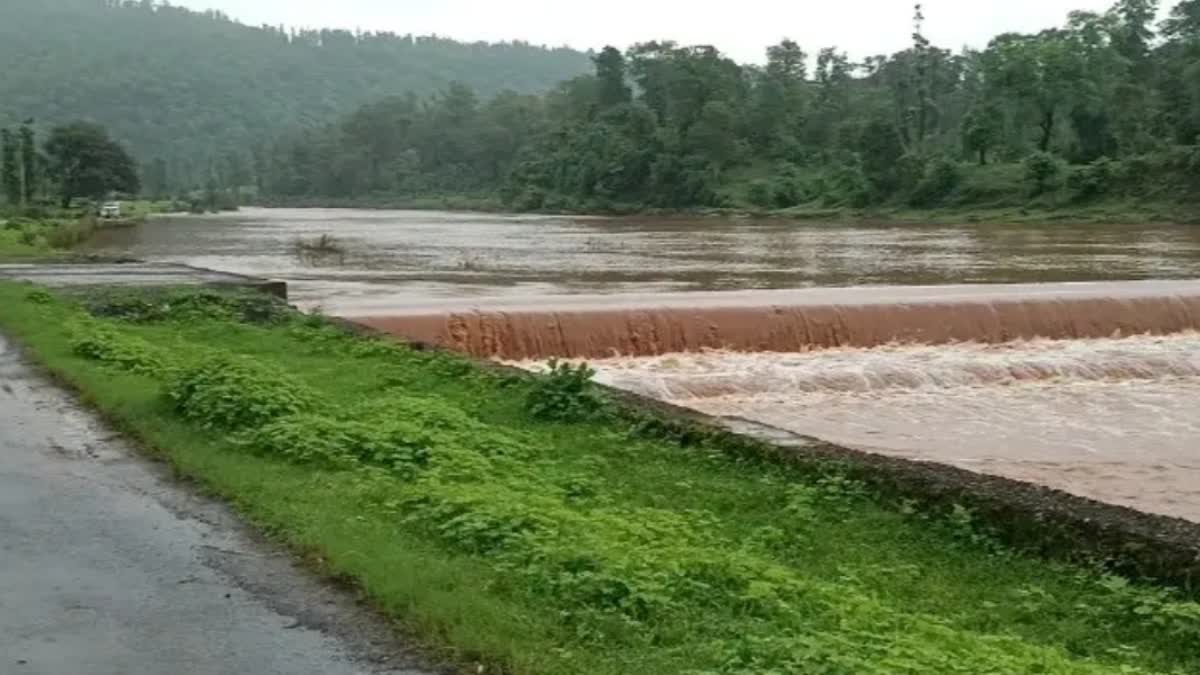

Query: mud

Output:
[0, 335, 438, 675]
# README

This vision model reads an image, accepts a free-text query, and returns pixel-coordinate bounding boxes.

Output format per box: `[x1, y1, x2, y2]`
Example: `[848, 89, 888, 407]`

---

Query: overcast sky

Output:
[172, 0, 1137, 63]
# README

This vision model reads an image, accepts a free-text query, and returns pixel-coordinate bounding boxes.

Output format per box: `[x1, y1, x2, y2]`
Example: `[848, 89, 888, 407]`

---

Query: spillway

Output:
[354, 279, 1200, 525]
[352, 280, 1200, 360]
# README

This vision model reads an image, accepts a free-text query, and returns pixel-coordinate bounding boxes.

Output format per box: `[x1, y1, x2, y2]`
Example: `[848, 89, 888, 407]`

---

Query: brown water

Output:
[85, 208, 1200, 313]
[87, 208, 1200, 521]
[572, 335, 1200, 522]
[357, 281, 1200, 359]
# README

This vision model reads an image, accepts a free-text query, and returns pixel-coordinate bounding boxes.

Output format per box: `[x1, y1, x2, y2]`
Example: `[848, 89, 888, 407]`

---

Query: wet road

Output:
[0, 336, 433, 675]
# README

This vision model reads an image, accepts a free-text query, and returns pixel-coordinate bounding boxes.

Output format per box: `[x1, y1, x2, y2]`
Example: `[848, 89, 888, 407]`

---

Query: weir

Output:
[350, 280, 1200, 359]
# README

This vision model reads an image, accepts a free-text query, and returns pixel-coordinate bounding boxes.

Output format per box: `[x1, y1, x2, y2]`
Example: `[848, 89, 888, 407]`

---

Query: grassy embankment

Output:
[1, 283, 1199, 674]
[0, 201, 175, 259]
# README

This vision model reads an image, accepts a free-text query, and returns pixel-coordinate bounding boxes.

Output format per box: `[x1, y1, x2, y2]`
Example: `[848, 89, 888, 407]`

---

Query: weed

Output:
[165, 355, 314, 429]
[526, 359, 609, 422]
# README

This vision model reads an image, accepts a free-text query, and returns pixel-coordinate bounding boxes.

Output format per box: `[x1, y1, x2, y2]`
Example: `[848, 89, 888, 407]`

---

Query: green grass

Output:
[2, 283, 1199, 674]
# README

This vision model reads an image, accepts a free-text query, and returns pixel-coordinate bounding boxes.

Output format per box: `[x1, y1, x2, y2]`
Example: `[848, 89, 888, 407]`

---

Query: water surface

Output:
[86, 208, 1200, 312]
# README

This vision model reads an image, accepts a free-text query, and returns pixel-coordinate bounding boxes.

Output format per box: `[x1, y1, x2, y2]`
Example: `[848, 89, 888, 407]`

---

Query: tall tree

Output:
[18, 121, 36, 204]
[0, 129, 18, 205]
[593, 47, 632, 110]
[44, 122, 140, 207]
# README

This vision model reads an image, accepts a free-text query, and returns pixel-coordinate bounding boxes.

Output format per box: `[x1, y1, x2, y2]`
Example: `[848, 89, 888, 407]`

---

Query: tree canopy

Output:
[255, 0, 1200, 212]
[45, 122, 140, 207]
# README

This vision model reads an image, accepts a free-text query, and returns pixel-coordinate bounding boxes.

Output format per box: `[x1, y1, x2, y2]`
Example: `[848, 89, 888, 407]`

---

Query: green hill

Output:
[0, 0, 591, 188]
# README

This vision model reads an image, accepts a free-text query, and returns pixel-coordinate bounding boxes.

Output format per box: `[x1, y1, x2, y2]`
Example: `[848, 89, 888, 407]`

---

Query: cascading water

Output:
[356, 280, 1200, 360]
[569, 333, 1200, 523]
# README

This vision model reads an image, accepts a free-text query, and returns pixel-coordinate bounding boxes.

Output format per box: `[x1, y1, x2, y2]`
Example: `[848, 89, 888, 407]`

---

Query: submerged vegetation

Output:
[2, 283, 1200, 674]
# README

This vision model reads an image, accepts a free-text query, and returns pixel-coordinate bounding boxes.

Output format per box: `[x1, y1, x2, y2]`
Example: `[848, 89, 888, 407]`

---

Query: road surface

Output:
[0, 335, 435, 675]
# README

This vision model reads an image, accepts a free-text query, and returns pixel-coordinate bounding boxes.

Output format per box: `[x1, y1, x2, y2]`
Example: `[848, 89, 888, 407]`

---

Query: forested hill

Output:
[261, 1, 1200, 218]
[0, 0, 591, 187]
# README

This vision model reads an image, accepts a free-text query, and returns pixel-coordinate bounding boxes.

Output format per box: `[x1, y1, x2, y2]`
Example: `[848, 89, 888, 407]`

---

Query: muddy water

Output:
[85, 208, 1200, 313]
[579, 335, 1200, 522]
[358, 281, 1200, 359]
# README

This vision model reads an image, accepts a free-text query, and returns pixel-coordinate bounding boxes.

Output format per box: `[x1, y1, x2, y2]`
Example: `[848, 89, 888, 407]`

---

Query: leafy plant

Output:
[1024, 152, 1064, 196]
[70, 323, 167, 377]
[526, 359, 609, 422]
[165, 355, 314, 429]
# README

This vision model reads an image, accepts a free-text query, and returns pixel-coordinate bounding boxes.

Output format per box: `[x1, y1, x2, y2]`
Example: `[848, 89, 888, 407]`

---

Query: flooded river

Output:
[87, 208, 1200, 521]
[86, 208, 1200, 313]
[583, 335, 1200, 522]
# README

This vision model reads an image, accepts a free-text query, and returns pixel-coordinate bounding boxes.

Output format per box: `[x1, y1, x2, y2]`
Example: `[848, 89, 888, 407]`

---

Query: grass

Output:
[2, 283, 1200, 674]
[0, 199, 180, 260]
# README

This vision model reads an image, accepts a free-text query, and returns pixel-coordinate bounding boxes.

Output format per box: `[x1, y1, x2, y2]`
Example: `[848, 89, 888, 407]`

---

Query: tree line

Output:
[257, 0, 1200, 212]
[1, 122, 139, 209]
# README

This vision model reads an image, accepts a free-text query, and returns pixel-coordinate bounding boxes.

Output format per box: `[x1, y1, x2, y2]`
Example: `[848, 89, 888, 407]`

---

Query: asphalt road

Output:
[0, 334, 435, 675]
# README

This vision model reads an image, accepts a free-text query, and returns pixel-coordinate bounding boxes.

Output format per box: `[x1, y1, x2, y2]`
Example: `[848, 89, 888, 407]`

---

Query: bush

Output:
[908, 157, 963, 207]
[820, 163, 871, 208]
[242, 414, 365, 469]
[526, 359, 608, 422]
[746, 179, 772, 208]
[165, 355, 314, 429]
[1067, 157, 1117, 200]
[71, 324, 166, 377]
[1023, 152, 1064, 196]
[86, 289, 290, 325]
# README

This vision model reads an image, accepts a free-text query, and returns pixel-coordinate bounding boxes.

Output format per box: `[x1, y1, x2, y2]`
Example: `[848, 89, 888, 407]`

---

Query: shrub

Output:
[165, 355, 314, 429]
[25, 288, 54, 304]
[526, 359, 608, 422]
[242, 414, 364, 469]
[1067, 157, 1117, 200]
[821, 163, 871, 208]
[1023, 152, 1064, 196]
[86, 289, 289, 325]
[70, 324, 166, 377]
[746, 179, 772, 208]
[908, 157, 963, 207]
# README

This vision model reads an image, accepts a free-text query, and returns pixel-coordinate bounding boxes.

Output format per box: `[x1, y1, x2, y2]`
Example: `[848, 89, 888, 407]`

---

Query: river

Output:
[86, 208, 1200, 521]
[86, 208, 1200, 313]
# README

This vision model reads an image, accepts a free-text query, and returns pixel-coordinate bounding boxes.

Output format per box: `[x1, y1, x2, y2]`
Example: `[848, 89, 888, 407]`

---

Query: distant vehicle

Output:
[99, 201, 122, 219]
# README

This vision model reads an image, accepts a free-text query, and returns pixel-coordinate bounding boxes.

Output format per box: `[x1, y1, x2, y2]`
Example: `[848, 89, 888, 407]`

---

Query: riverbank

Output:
[251, 194, 1200, 226]
[1, 282, 1198, 674]
[0, 201, 178, 260]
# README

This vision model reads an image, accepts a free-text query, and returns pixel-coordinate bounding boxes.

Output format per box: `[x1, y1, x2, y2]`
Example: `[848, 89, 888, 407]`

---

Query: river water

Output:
[86, 208, 1200, 313]
[582, 335, 1200, 522]
[86, 209, 1200, 521]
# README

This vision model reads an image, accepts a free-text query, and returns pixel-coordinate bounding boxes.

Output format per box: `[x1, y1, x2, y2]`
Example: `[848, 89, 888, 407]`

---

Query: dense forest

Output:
[0, 0, 590, 193]
[259, 0, 1200, 214]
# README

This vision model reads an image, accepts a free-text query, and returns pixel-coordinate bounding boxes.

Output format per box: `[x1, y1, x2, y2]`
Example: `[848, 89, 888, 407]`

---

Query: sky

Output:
[172, 0, 1133, 63]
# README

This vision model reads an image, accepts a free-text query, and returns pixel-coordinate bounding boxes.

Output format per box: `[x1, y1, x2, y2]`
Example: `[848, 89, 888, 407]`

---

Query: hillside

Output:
[0, 0, 591, 189]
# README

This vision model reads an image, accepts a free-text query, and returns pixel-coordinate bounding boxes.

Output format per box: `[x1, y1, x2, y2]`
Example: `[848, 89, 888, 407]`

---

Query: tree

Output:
[962, 105, 1002, 164]
[0, 129, 18, 205]
[44, 122, 140, 207]
[593, 47, 631, 109]
[1163, 0, 1200, 39]
[18, 121, 36, 204]
[981, 30, 1090, 152]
